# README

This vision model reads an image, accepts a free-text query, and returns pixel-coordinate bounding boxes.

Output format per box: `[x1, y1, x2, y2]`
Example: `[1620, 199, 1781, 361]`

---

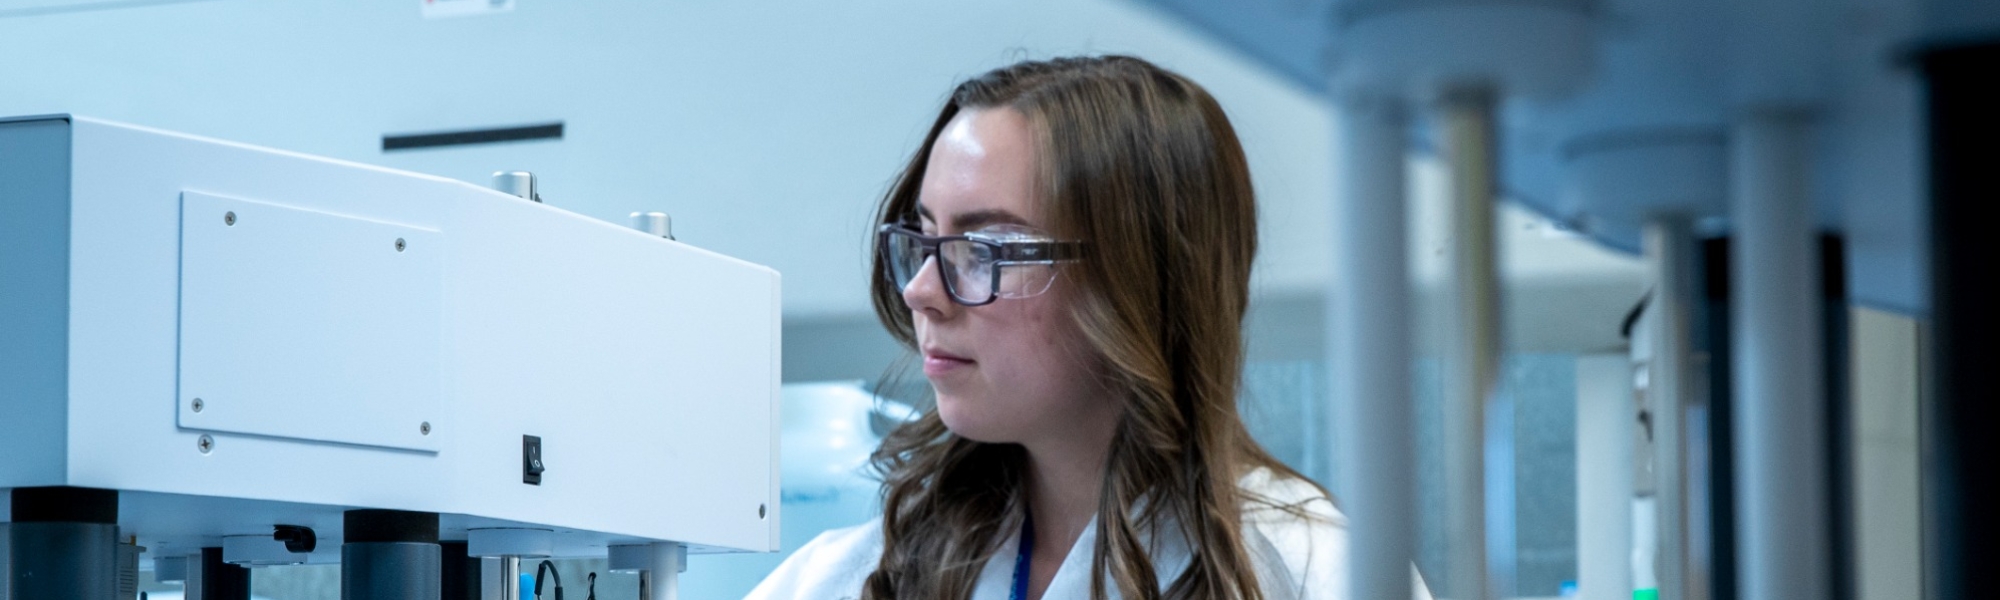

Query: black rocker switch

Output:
[523, 435, 544, 485]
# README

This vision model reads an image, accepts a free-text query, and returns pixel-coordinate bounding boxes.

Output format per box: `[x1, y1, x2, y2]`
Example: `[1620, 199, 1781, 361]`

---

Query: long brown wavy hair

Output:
[863, 55, 1311, 600]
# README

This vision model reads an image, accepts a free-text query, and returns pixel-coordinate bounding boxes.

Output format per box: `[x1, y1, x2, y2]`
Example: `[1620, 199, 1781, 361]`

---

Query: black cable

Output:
[1620, 290, 1652, 340]
[533, 559, 564, 600]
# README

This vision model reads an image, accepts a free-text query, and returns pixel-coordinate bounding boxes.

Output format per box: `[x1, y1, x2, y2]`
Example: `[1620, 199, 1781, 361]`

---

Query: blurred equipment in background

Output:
[1141, 0, 1985, 598]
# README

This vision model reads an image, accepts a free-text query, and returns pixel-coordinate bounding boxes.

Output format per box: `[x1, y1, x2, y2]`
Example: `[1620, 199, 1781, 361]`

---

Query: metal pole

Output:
[1645, 217, 1698, 600]
[645, 543, 685, 600]
[1439, 87, 1504, 600]
[1576, 354, 1636, 600]
[495, 557, 520, 600]
[182, 553, 204, 600]
[1916, 39, 2000, 600]
[1330, 89, 1413, 600]
[198, 547, 250, 600]
[341, 510, 441, 600]
[1730, 108, 1828, 600]
[440, 541, 480, 600]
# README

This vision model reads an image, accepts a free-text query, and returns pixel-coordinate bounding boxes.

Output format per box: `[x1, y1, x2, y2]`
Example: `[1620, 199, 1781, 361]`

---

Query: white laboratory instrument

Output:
[0, 114, 781, 600]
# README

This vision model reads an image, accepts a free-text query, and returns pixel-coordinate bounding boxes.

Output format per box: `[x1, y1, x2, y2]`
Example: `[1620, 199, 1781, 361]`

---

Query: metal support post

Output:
[468, 528, 552, 600]
[181, 553, 205, 600]
[199, 547, 250, 600]
[1645, 217, 1699, 600]
[1439, 87, 1506, 600]
[612, 543, 687, 600]
[341, 509, 441, 600]
[1917, 39, 2000, 600]
[1730, 108, 1829, 600]
[441, 541, 481, 600]
[6, 487, 119, 600]
[644, 543, 685, 600]
[1576, 354, 1637, 600]
[1329, 89, 1413, 600]
[493, 557, 520, 600]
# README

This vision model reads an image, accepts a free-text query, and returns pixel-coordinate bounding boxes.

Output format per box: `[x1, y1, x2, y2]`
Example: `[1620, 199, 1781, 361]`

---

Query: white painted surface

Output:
[0, 117, 72, 488]
[1631, 496, 1658, 593]
[221, 534, 308, 566]
[678, 381, 890, 599]
[467, 528, 554, 559]
[422, 0, 513, 20]
[176, 191, 445, 452]
[1848, 307, 1921, 600]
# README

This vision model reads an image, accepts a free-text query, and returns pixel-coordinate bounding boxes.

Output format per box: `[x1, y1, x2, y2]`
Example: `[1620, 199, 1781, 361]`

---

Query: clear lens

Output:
[940, 240, 995, 302]
[887, 231, 925, 291]
[973, 227, 1059, 300]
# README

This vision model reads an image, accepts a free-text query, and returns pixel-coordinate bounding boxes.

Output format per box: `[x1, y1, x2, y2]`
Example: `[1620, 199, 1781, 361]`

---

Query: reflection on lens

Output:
[997, 263, 1056, 299]
[943, 241, 992, 303]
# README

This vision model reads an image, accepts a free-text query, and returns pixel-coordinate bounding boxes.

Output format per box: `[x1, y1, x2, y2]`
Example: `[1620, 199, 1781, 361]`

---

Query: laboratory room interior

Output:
[0, 0, 1986, 599]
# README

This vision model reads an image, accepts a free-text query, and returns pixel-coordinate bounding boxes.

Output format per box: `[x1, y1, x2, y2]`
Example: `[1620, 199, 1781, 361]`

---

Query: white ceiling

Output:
[0, 0, 1641, 323]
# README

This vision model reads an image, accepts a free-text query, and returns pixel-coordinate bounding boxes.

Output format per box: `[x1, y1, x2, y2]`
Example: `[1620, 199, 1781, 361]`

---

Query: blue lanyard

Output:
[1010, 510, 1035, 600]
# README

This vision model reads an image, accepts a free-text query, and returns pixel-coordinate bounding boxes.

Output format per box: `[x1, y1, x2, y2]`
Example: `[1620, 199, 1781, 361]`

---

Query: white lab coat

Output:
[744, 467, 1434, 600]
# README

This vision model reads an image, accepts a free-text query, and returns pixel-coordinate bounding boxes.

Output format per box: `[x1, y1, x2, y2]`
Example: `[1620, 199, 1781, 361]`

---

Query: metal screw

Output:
[395, 238, 407, 252]
[191, 398, 204, 413]
[758, 504, 767, 519]
[197, 434, 214, 454]
[420, 421, 432, 435]
[223, 212, 236, 226]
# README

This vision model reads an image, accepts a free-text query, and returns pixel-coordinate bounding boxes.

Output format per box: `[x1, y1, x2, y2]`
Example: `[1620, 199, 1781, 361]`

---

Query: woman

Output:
[749, 55, 1422, 600]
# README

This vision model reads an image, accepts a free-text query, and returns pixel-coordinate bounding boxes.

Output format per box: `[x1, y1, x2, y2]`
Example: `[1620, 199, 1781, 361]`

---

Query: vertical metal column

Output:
[6, 487, 119, 600]
[1329, 90, 1413, 600]
[198, 547, 250, 600]
[1695, 239, 1739, 600]
[1817, 236, 1853, 600]
[440, 541, 481, 600]
[1439, 87, 1504, 600]
[1645, 218, 1698, 600]
[1916, 38, 2000, 600]
[492, 557, 520, 600]
[342, 510, 441, 600]
[1730, 109, 1828, 600]
[0, 521, 8, 600]
[181, 553, 205, 600]
[645, 543, 686, 600]
[1576, 354, 1637, 600]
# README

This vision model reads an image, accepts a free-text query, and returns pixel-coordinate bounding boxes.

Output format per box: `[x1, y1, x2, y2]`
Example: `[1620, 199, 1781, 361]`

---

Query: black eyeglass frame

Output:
[877, 223, 1086, 306]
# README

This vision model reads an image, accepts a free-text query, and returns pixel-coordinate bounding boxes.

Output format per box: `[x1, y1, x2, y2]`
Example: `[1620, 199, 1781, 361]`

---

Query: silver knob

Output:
[491, 171, 540, 203]
[630, 211, 674, 240]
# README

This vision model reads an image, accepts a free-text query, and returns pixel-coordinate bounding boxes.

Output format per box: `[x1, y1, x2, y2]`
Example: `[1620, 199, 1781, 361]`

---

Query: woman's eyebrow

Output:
[952, 209, 1030, 231]
[915, 202, 1030, 231]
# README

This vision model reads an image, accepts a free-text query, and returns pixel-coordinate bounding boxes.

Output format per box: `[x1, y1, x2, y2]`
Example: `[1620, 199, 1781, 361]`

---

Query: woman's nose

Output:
[901, 255, 954, 317]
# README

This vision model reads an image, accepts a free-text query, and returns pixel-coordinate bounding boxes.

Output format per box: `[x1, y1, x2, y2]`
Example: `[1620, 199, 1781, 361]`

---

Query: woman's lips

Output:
[923, 350, 974, 376]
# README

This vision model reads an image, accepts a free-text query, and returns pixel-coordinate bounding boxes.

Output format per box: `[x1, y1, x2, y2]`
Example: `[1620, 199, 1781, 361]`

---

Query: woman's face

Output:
[906, 107, 1113, 447]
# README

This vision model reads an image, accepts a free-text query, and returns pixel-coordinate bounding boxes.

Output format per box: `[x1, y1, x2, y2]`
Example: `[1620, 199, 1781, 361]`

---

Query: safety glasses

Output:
[878, 223, 1085, 306]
